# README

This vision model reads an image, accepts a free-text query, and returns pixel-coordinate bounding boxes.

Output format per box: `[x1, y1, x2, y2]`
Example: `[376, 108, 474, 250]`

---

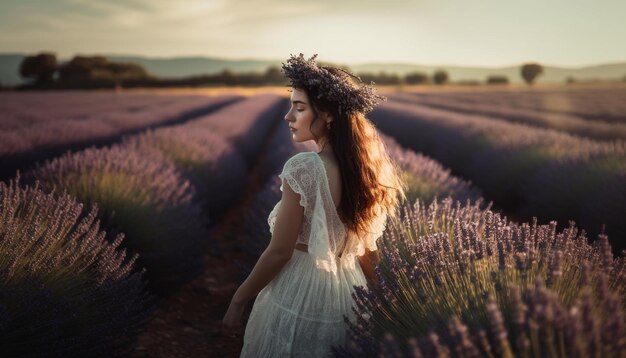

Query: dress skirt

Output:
[240, 250, 368, 357]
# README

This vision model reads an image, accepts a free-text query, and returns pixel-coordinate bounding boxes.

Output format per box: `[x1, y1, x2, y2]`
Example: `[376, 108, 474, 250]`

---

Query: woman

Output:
[222, 53, 406, 357]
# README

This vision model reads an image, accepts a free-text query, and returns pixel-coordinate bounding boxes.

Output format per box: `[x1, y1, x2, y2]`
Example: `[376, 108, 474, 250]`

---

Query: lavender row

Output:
[380, 133, 483, 205]
[369, 99, 626, 255]
[0, 94, 286, 354]
[24, 143, 211, 295]
[0, 91, 234, 131]
[237, 114, 316, 279]
[0, 93, 240, 179]
[0, 178, 154, 357]
[238, 125, 483, 279]
[19, 94, 287, 293]
[0, 93, 240, 157]
[256, 101, 316, 186]
[184, 93, 289, 166]
[121, 94, 287, 217]
[404, 86, 626, 124]
[335, 198, 626, 357]
[390, 91, 626, 141]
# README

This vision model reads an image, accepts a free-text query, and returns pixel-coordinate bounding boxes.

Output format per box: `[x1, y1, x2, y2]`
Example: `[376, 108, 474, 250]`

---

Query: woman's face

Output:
[284, 87, 328, 143]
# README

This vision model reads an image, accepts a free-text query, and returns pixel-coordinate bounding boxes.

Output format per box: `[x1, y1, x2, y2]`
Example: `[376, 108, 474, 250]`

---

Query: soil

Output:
[129, 216, 252, 358]
[130, 112, 281, 358]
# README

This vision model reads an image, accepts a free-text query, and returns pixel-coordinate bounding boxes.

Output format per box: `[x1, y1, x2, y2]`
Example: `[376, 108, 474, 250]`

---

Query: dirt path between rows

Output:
[130, 117, 283, 358]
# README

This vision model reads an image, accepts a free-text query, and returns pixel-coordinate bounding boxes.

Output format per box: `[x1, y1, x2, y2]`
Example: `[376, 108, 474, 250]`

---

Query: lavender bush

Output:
[124, 94, 288, 217]
[188, 94, 287, 165]
[122, 126, 247, 217]
[0, 177, 154, 357]
[370, 99, 626, 255]
[0, 92, 241, 180]
[381, 134, 482, 205]
[0, 91, 240, 135]
[399, 86, 626, 124]
[238, 124, 483, 280]
[390, 92, 626, 141]
[336, 198, 626, 357]
[25, 144, 210, 295]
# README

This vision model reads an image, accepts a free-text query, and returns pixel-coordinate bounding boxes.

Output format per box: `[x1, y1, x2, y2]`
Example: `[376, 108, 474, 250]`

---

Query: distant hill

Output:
[349, 62, 626, 85]
[0, 54, 24, 86]
[1, 53, 625, 86]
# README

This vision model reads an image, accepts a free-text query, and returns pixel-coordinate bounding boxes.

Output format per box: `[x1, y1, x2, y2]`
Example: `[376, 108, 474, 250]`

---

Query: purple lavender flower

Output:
[343, 197, 626, 357]
[0, 177, 153, 356]
[369, 96, 626, 255]
[26, 143, 209, 294]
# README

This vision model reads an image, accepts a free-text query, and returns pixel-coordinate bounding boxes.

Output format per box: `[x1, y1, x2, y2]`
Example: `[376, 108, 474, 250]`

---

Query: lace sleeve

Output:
[277, 153, 312, 208]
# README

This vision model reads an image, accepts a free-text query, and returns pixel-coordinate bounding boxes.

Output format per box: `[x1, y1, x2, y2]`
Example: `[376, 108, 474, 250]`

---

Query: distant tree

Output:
[106, 62, 149, 80]
[58, 56, 151, 87]
[19, 52, 57, 85]
[521, 63, 544, 85]
[356, 72, 375, 84]
[58, 56, 106, 84]
[566, 76, 576, 84]
[433, 70, 449, 85]
[217, 68, 236, 85]
[263, 66, 284, 84]
[356, 72, 401, 85]
[237, 71, 265, 85]
[456, 80, 481, 86]
[404, 72, 428, 85]
[486, 75, 509, 85]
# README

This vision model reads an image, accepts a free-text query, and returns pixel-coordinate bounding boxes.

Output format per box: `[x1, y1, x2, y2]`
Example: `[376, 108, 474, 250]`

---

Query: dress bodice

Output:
[267, 152, 387, 272]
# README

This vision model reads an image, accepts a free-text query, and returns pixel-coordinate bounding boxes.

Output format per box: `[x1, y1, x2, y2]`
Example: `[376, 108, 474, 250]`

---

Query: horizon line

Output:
[1, 51, 624, 70]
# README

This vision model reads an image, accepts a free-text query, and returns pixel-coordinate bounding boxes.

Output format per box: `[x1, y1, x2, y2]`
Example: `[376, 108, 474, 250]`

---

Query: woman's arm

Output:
[358, 248, 380, 286]
[230, 180, 304, 306]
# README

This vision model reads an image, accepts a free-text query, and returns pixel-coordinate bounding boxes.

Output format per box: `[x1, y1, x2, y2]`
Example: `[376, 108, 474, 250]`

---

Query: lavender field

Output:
[0, 91, 242, 180]
[372, 85, 626, 256]
[0, 90, 287, 356]
[393, 85, 626, 124]
[1, 87, 625, 357]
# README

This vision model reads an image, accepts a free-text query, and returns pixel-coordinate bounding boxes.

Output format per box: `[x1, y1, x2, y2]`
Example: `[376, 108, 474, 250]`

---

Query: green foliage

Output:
[521, 63, 544, 85]
[28, 144, 210, 295]
[57, 55, 153, 88]
[433, 70, 449, 85]
[0, 177, 153, 356]
[19, 52, 57, 85]
[346, 198, 626, 357]
[358, 71, 403, 85]
[404, 72, 429, 85]
[487, 75, 509, 84]
[401, 171, 440, 203]
[264, 66, 284, 83]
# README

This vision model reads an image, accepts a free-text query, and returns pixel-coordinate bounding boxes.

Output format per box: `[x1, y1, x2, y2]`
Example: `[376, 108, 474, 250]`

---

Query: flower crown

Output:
[281, 53, 386, 115]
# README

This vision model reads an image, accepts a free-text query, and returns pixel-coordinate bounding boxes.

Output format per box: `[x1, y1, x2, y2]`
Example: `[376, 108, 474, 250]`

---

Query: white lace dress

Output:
[240, 151, 387, 358]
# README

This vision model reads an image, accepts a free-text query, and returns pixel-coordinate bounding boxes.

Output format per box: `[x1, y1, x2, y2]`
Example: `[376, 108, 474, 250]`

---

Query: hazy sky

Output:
[1, 0, 624, 67]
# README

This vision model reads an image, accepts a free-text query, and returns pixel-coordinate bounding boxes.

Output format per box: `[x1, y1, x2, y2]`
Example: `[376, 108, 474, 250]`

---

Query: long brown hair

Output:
[298, 78, 406, 244]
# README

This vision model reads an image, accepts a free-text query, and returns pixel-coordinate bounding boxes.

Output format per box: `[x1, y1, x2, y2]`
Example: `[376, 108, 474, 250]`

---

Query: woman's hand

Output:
[221, 299, 246, 338]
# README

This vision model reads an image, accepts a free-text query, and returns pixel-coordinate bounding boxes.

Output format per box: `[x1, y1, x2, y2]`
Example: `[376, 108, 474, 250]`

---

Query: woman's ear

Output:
[323, 112, 334, 125]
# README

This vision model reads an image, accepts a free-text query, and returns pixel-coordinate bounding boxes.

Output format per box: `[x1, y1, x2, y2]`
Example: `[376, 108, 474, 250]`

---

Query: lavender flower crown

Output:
[281, 53, 387, 115]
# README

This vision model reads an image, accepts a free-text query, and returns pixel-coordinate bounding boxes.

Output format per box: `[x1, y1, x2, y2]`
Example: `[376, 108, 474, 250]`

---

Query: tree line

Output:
[13, 52, 551, 90]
